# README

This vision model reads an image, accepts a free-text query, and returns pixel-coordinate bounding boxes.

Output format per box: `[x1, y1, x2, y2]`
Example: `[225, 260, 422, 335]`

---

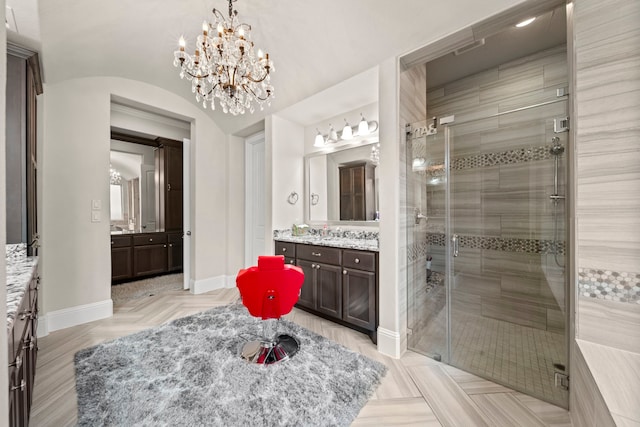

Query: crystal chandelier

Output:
[109, 164, 122, 185]
[173, 0, 275, 115]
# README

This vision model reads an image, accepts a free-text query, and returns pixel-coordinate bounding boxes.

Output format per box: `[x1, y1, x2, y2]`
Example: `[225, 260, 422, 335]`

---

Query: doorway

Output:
[245, 132, 266, 265]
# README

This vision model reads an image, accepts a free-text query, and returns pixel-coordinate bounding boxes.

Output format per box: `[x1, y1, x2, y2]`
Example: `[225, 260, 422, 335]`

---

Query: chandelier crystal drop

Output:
[173, 0, 274, 115]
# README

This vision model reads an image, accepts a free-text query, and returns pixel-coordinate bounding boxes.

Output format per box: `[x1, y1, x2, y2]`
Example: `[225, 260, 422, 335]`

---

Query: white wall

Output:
[304, 102, 379, 155]
[39, 77, 229, 330]
[110, 103, 190, 141]
[377, 57, 403, 357]
[267, 115, 305, 234]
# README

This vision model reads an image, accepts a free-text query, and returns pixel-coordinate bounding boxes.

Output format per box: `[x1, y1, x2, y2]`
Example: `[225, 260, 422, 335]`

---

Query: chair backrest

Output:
[236, 255, 304, 320]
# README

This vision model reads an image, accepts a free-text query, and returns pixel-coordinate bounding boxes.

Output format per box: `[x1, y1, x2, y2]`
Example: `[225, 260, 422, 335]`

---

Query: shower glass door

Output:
[408, 99, 569, 408]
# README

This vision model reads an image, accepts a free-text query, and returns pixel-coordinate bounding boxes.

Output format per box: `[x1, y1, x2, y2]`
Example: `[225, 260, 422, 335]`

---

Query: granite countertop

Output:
[6, 243, 38, 331]
[274, 230, 379, 252]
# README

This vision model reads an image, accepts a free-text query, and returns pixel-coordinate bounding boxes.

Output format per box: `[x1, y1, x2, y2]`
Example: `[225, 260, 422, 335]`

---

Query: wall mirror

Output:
[109, 140, 158, 232]
[305, 141, 379, 225]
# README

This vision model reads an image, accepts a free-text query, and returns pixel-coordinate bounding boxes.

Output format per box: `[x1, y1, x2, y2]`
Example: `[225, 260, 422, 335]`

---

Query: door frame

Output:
[183, 138, 191, 290]
[244, 132, 266, 266]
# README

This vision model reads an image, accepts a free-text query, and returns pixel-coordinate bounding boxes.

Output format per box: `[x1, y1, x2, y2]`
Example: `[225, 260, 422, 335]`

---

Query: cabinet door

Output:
[316, 263, 343, 319]
[296, 259, 316, 310]
[133, 244, 168, 277]
[165, 146, 183, 231]
[167, 233, 183, 272]
[342, 268, 376, 330]
[111, 247, 133, 281]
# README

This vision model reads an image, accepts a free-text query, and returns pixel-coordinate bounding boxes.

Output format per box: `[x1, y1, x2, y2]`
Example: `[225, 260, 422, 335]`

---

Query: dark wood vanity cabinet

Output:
[111, 232, 183, 283]
[8, 275, 39, 426]
[111, 235, 133, 281]
[274, 241, 378, 343]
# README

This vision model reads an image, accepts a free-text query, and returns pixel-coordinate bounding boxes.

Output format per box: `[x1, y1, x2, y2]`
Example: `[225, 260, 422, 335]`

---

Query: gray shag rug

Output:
[74, 304, 387, 426]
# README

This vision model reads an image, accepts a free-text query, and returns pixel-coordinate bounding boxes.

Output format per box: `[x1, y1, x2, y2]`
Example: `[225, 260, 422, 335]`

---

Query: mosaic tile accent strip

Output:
[409, 143, 555, 176]
[419, 233, 565, 255]
[578, 268, 640, 305]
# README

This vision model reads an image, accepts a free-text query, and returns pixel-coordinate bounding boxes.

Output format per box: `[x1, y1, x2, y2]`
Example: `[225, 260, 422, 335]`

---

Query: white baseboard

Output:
[191, 275, 236, 294]
[41, 299, 113, 335]
[377, 327, 402, 358]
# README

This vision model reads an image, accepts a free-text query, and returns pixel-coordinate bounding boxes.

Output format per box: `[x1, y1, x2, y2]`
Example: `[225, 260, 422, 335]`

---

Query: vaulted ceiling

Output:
[10, 0, 528, 134]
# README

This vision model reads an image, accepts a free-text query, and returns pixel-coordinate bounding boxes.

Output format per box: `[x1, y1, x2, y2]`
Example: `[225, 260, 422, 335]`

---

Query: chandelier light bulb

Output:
[238, 27, 245, 38]
[178, 36, 186, 49]
[358, 114, 369, 136]
[202, 21, 208, 33]
[341, 119, 353, 140]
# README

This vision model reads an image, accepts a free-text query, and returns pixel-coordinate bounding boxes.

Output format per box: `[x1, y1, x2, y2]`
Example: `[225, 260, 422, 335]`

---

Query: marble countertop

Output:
[6, 243, 38, 331]
[274, 233, 379, 252]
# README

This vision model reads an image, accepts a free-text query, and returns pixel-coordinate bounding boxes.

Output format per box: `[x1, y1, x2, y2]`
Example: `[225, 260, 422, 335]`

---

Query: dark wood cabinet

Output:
[274, 241, 378, 343]
[167, 232, 184, 272]
[8, 275, 39, 426]
[339, 163, 375, 221]
[156, 142, 183, 232]
[111, 231, 183, 283]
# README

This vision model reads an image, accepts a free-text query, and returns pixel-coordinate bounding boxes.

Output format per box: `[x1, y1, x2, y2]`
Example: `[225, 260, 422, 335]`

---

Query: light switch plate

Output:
[91, 211, 101, 223]
[92, 199, 101, 210]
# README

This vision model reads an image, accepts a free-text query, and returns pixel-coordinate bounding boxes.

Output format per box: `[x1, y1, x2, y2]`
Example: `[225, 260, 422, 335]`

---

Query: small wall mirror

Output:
[110, 140, 158, 232]
[305, 141, 379, 225]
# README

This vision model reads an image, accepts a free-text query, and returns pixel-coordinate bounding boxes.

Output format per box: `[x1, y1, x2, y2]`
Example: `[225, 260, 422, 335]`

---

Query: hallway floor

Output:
[30, 287, 571, 426]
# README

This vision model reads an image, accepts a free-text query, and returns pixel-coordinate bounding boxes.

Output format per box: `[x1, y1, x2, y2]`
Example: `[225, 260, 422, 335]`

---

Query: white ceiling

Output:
[16, 0, 542, 134]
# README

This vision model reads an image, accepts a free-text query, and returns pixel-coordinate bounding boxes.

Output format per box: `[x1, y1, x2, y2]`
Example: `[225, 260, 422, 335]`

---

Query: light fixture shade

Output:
[341, 119, 353, 140]
[328, 124, 338, 142]
[314, 129, 326, 147]
[358, 114, 369, 136]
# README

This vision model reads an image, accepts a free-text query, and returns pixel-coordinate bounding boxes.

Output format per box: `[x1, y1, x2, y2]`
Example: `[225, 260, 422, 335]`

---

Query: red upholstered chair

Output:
[236, 255, 304, 364]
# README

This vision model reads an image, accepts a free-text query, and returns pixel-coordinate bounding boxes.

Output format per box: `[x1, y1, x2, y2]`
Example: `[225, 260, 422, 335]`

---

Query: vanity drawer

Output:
[133, 233, 167, 246]
[274, 241, 296, 258]
[343, 250, 376, 272]
[297, 244, 341, 265]
[111, 235, 132, 248]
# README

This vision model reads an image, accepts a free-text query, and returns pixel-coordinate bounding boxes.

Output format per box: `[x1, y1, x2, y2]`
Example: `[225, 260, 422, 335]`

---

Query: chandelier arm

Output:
[242, 83, 270, 101]
[180, 68, 212, 80]
[244, 70, 269, 84]
[211, 8, 226, 22]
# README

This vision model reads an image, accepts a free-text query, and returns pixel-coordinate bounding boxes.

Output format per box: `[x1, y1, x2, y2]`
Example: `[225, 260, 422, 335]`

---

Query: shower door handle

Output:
[452, 234, 459, 257]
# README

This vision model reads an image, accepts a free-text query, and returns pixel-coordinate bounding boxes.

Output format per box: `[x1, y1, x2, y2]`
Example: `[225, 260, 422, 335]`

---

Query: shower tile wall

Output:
[416, 44, 569, 334]
[572, 0, 640, 423]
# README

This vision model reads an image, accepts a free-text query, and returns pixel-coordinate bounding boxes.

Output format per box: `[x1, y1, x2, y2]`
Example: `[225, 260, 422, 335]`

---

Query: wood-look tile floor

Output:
[30, 287, 572, 426]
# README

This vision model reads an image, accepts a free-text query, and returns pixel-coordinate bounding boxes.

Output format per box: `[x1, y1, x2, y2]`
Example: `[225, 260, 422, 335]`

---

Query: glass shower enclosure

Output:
[406, 100, 569, 407]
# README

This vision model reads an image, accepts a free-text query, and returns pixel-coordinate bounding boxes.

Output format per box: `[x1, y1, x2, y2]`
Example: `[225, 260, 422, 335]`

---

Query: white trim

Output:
[244, 132, 266, 266]
[190, 275, 236, 294]
[377, 327, 402, 359]
[183, 138, 191, 290]
[43, 299, 113, 333]
[110, 103, 190, 130]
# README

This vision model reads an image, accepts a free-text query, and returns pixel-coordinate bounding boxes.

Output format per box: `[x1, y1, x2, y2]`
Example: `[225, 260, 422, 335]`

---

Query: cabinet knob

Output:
[111, 241, 114, 245]
[169, 244, 173, 247]
[354, 258, 360, 264]
[163, 245, 167, 248]
[311, 264, 316, 268]
[149, 238, 153, 242]
[343, 270, 348, 275]
[282, 247, 287, 252]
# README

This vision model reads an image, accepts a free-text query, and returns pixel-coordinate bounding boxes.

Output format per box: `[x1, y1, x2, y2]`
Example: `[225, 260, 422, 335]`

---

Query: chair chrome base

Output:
[240, 334, 300, 365]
